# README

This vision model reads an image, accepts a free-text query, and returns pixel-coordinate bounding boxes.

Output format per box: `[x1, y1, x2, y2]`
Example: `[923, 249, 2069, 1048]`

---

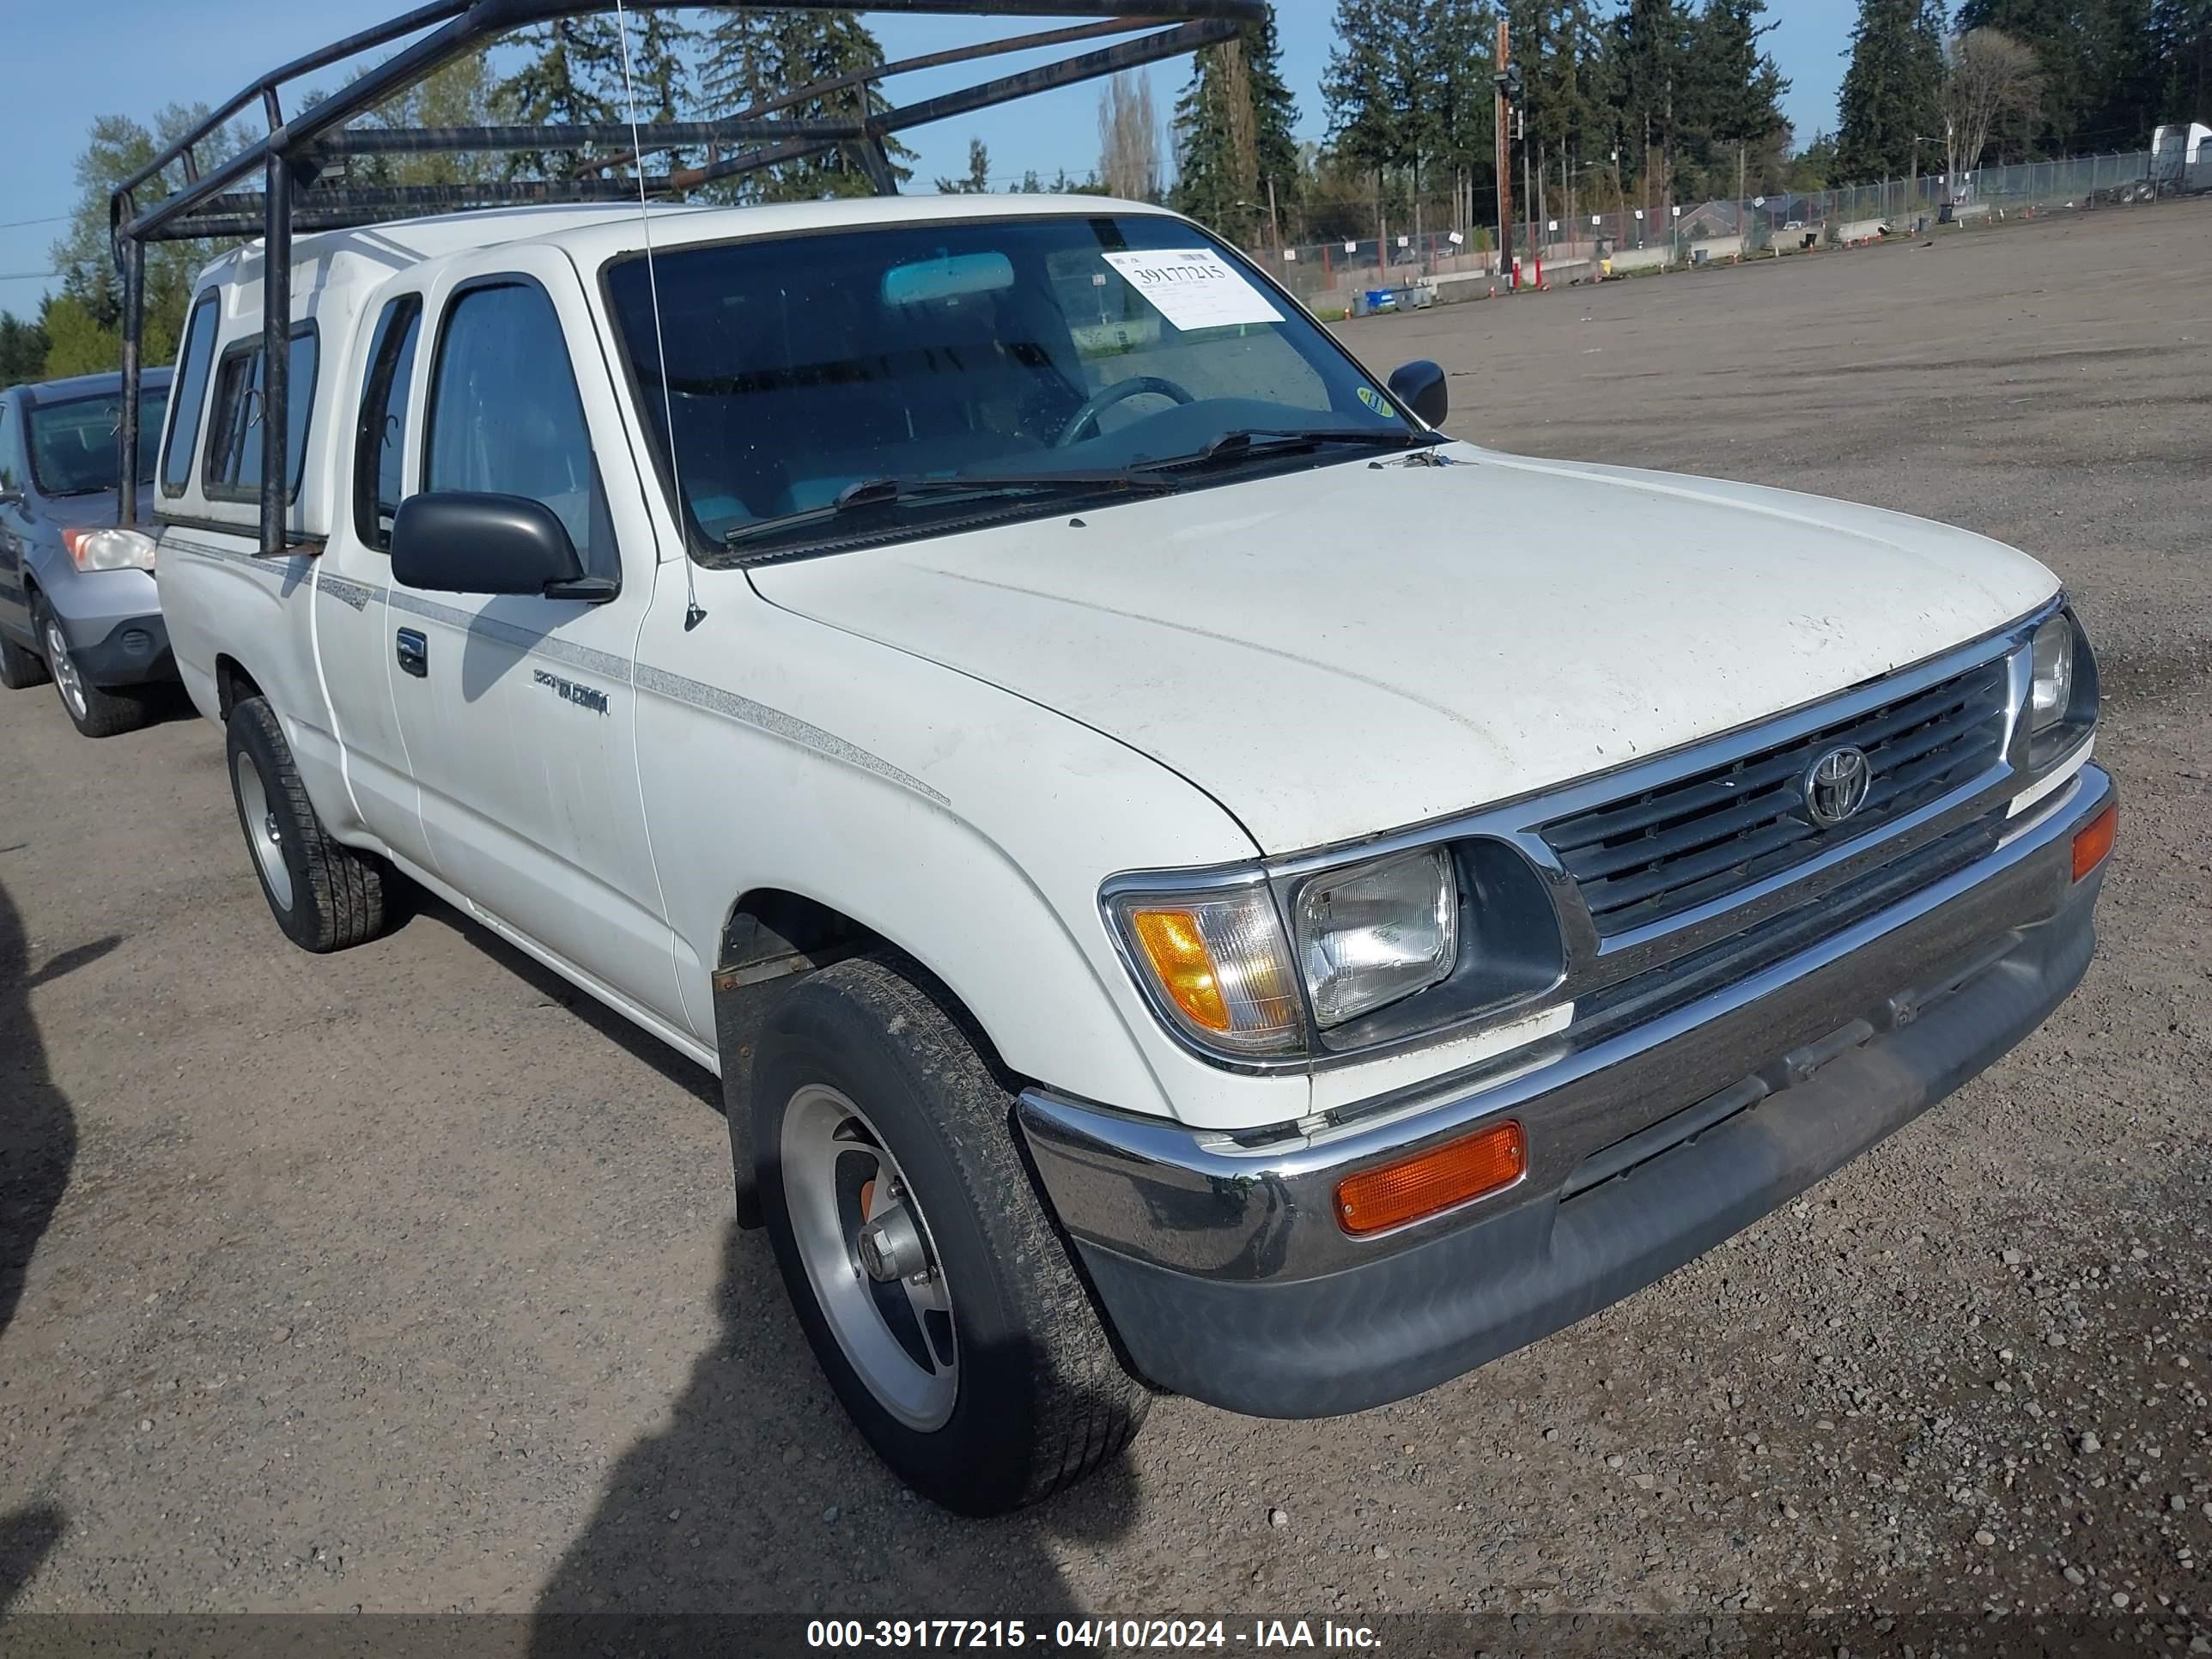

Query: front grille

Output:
[1540, 657, 2010, 938]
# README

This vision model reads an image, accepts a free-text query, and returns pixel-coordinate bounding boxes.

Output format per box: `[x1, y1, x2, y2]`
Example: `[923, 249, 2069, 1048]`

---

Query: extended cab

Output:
[155, 196, 2113, 1514]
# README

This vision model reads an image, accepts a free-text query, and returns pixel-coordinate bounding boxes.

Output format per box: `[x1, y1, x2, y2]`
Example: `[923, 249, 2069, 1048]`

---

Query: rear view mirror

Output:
[1387, 360, 1449, 428]
[883, 252, 1015, 307]
[391, 492, 610, 601]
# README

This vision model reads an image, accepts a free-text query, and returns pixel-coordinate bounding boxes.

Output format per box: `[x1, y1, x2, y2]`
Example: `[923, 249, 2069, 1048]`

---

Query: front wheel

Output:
[36, 600, 146, 738]
[753, 954, 1147, 1515]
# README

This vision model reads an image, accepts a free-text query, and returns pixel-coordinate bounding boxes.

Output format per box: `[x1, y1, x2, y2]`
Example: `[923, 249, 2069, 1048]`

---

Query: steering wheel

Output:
[1054, 375, 1199, 447]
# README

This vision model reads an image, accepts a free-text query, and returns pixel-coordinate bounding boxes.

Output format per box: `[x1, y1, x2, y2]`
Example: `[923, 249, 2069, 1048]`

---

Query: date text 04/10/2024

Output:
[804, 1620, 1382, 1650]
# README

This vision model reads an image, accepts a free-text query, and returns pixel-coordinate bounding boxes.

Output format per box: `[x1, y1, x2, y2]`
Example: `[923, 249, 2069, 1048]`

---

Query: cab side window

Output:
[353, 295, 422, 551]
[162, 293, 219, 496]
[423, 281, 611, 579]
[205, 326, 319, 501]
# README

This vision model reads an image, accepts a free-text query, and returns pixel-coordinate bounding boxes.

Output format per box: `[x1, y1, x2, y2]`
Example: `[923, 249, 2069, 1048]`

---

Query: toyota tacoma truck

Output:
[152, 194, 2113, 1515]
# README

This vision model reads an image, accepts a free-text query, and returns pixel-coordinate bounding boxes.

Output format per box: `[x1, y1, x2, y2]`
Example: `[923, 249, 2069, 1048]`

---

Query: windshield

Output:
[605, 214, 1420, 559]
[27, 388, 169, 496]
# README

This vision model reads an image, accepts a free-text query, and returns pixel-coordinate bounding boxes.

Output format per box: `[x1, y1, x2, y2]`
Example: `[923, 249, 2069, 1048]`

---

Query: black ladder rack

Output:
[108, 0, 1262, 553]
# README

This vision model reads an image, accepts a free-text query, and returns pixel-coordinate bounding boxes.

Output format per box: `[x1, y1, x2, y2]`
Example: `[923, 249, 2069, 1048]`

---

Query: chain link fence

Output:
[1259, 150, 2163, 316]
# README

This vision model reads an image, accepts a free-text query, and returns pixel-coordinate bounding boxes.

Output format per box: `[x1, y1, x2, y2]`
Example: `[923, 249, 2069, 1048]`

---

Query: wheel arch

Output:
[711, 886, 1019, 1230]
[213, 653, 264, 720]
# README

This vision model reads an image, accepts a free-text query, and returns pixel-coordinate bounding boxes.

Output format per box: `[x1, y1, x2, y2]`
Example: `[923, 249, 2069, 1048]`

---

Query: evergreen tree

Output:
[2154, 0, 2212, 120]
[1322, 0, 1428, 178]
[1171, 6, 1302, 244]
[1837, 0, 1947, 179]
[0, 313, 48, 389]
[1509, 0, 1609, 199]
[495, 17, 623, 177]
[694, 9, 910, 202]
[1424, 0, 1502, 203]
[1688, 0, 1790, 191]
[1957, 0, 2160, 149]
[698, 9, 781, 114]
[935, 138, 992, 194]
[1612, 0, 1698, 206]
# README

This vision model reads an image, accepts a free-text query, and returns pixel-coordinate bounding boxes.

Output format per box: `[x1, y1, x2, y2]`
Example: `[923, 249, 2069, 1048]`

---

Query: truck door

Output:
[311, 291, 433, 869]
[381, 249, 685, 1030]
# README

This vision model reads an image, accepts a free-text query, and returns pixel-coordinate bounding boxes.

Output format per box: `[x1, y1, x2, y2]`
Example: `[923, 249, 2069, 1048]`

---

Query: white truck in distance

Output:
[155, 195, 2114, 1515]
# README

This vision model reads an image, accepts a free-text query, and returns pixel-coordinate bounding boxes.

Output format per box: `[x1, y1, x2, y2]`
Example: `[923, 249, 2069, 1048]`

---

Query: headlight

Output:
[2029, 612, 2074, 734]
[1295, 848, 1458, 1028]
[1110, 885, 1304, 1057]
[62, 527, 157, 573]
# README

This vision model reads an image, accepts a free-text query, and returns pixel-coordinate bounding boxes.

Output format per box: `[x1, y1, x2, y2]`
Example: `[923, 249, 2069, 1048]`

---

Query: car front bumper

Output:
[70, 613, 175, 687]
[1018, 763, 2114, 1419]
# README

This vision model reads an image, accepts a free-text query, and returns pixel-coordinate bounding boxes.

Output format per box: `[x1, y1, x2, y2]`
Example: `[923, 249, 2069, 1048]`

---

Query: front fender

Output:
[634, 568, 1315, 1139]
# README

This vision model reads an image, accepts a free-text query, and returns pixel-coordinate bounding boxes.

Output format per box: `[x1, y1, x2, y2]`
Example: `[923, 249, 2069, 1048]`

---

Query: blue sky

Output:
[0, 1, 1857, 316]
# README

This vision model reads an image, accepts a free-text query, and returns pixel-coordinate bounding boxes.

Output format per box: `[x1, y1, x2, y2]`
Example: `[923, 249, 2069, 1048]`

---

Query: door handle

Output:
[395, 628, 428, 678]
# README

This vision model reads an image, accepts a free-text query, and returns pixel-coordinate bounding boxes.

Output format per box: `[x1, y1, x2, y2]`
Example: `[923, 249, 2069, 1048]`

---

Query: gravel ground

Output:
[0, 202, 2206, 1643]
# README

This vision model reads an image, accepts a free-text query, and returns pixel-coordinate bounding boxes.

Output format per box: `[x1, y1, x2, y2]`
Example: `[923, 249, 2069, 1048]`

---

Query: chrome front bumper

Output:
[1018, 763, 2114, 1418]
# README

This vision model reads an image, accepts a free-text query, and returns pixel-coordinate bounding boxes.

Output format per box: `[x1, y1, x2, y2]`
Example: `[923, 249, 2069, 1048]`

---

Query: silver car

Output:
[0, 368, 174, 737]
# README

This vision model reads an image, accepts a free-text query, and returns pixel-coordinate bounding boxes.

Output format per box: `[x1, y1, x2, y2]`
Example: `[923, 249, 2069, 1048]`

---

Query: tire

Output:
[0, 625, 48, 691]
[754, 953, 1147, 1515]
[224, 695, 388, 953]
[34, 599, 147, 738]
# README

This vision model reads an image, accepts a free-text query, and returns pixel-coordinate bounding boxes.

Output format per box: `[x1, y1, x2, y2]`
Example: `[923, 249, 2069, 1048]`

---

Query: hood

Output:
[750, 447, 2058, 854]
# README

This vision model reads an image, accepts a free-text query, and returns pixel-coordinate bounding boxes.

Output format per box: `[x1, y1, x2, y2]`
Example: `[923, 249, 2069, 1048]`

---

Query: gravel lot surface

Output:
[0, 203, 2206, 1644]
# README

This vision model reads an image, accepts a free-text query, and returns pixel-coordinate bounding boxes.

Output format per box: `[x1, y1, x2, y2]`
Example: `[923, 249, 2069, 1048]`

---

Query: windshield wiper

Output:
[721, 468, 1178, 546]
[1139, 425, 1446, 475]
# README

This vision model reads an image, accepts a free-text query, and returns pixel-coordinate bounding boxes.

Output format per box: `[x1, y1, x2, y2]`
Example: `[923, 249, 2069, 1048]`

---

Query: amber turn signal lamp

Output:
[1128, 908, 1231, 1032]
[2071, 803, 2117, 883]
[1334, 1120, 1527, 1237]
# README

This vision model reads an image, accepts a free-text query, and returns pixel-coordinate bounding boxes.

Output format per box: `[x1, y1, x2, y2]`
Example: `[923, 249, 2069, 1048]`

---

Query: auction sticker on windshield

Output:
[1101, 248, 1284, 331]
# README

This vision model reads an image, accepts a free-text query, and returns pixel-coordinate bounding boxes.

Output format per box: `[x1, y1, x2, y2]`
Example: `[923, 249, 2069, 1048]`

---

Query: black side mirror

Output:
[1387, 360, 1449, 428]
[0, 487, 24, 510]
[391, 492, 611, 602]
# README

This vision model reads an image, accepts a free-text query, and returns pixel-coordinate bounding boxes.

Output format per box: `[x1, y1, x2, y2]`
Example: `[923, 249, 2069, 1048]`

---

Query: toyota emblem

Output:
[1803, 745, 1873, 828]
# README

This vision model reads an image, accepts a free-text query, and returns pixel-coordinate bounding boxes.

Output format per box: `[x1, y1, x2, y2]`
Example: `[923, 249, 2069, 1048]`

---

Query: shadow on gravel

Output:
[0, 878, 76, 1609]
[528, 1224, 1129, 1648]
[410, 896, 720, 1110]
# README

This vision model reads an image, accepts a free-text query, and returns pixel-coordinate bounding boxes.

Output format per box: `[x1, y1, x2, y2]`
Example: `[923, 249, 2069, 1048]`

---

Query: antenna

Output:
[611, 0, 707, 631]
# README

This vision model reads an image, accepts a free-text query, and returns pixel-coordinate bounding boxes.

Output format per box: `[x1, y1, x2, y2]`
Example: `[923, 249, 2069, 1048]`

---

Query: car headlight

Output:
[1109, 884, 1305, 1057]
[1294, 848, 1458, 1028]
[62, 527, 157, 573]
[2029, 612, 2074, 734]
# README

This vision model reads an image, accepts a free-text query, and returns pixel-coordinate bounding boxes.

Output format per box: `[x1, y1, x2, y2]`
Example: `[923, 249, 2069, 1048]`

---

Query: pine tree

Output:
[1688, 0, 1790, 192]
[698, 9, 781, 114]
[693, 9, 912, 203]
[0, 313, 46, 389]
[2154, 0, 2212, 120]
[935, 137, 991, 194]
[495, 17, 623, 177]
[1958, 0, 2165, 150]
[1323, 0, 1426, 178]
[1837, 0, 1947, 180]
[1171, 6, 1302, 244]
[1612, 0, 1698, 207]
[1424, 0, 1500, 200]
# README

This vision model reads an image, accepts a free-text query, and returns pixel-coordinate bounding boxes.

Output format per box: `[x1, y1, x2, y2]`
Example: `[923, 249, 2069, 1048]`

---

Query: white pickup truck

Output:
[155, 194, 2113, 1514]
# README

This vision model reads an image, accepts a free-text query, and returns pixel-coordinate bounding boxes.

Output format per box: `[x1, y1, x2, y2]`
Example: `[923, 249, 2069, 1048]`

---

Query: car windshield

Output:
[605, 214, 1423, 559]
[26, 387, 168, 496]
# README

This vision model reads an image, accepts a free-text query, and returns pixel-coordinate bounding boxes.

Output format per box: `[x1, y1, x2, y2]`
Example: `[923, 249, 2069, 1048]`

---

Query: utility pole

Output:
[1492, 20, 1516, 285]
[1266, 175, 1280, 250]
